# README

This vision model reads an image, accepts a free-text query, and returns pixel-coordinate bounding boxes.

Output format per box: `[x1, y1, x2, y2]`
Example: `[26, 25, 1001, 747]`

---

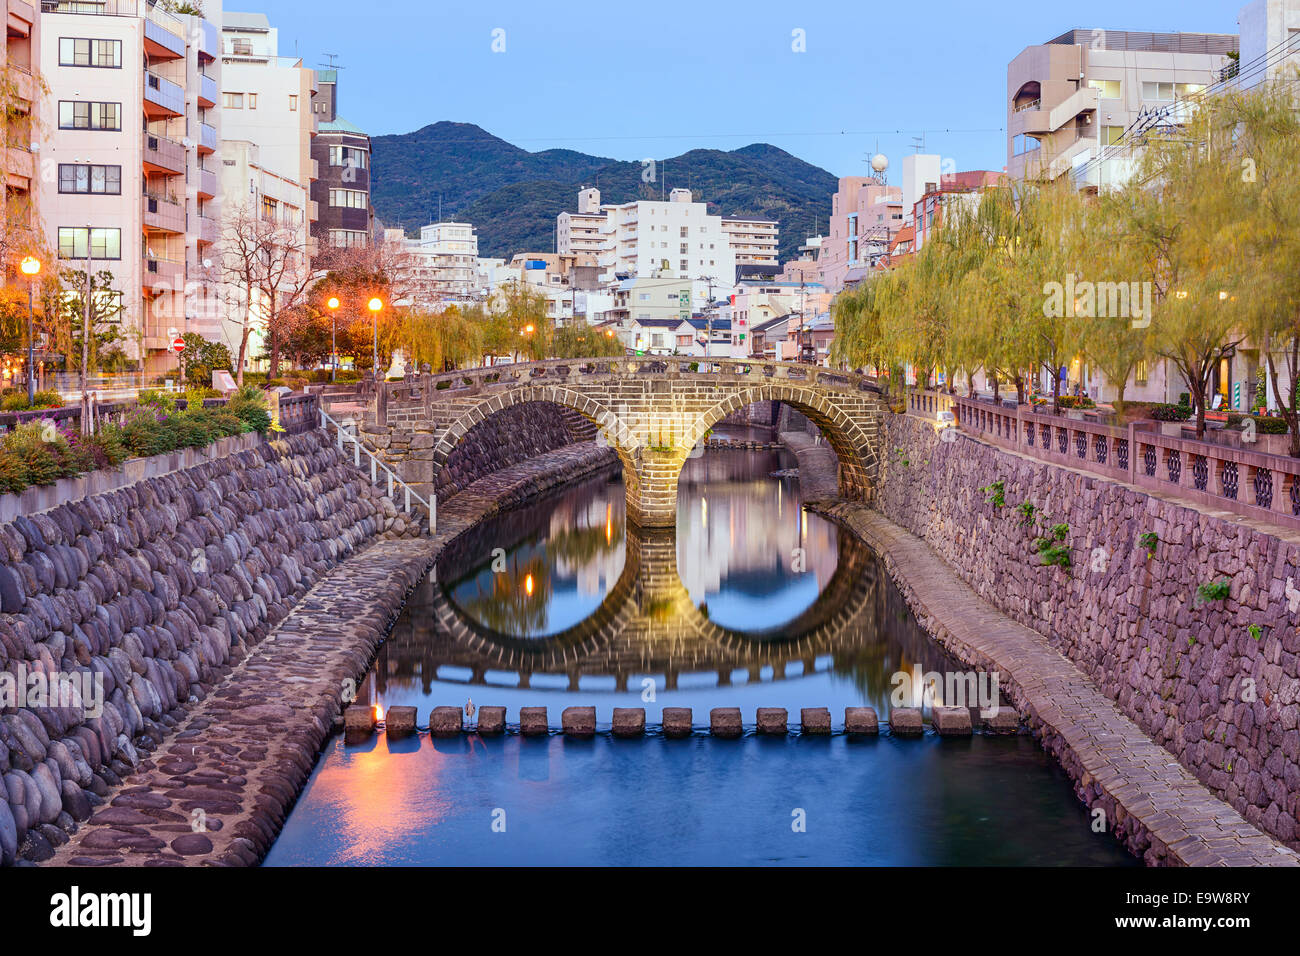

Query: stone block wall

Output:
[0, 431, 400, 864]
[879, 413, 1300, 848]
[364, 401, 596, 504]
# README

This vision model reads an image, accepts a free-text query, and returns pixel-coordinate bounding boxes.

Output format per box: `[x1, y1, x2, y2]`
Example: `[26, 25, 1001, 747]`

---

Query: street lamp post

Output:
[20, 256, 40, 405]
[326, 296, 340, 383]
[367, 297, 383, 378]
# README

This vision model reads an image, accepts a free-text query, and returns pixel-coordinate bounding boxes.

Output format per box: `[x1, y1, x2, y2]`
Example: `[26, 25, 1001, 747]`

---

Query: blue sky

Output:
[252, 0, 1245, 177]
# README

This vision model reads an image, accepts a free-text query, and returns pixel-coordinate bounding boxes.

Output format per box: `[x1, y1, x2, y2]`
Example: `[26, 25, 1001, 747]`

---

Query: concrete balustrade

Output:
[946, 391, 1300, 531]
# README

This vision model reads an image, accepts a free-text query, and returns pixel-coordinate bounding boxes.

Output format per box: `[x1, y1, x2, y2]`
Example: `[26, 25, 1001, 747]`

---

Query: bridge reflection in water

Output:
[263, 443, 1141, 867]
[372, 448, 959, 717]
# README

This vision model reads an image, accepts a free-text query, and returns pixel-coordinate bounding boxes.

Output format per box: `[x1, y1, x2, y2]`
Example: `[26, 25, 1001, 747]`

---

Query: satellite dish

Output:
[182, 138, 193, 147]
[202, 258, 211, 269]
[870, 154, 889, 173]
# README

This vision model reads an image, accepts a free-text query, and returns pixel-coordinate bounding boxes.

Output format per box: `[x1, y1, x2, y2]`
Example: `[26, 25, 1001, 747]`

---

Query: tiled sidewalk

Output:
[822, 501, 1300, 867]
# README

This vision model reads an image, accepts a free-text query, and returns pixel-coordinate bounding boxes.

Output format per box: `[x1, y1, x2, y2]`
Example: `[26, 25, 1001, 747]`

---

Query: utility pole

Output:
[697, 274, 716, 359]
[81, 225, 93, 435]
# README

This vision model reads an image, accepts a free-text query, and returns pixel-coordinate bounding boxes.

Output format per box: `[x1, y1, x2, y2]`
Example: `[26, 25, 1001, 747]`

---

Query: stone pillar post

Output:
[624, 448, 687, 528]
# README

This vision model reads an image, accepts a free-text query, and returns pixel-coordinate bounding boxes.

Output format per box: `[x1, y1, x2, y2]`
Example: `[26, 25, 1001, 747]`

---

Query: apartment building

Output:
[818, 177, 901, 294]
[38, 0, 224, 371]
[2, 0, 38, 284]
[911, 169, 1002, 251]
[219, 10, 315, 368]
[1238, 0, 1300, 86]
[387, 221, 480, 307]
[719, 215, 779, 281]
[1007, 28, 1237, 187]
[555, 187, 776, 312]
[311, 67, 373, 255]
[555, 186, 605, 267]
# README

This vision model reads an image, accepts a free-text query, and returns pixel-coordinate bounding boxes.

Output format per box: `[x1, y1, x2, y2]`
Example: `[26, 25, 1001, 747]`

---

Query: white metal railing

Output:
[319, 407, 435, 533]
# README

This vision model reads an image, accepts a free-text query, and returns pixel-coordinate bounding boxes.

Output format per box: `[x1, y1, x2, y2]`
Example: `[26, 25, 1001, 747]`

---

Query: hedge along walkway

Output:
[819, 500, 1300, 867]
[46, 441, 617, 867]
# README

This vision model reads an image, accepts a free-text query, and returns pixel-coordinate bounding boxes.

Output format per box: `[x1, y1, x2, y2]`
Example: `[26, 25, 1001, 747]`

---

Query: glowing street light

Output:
[19, 256, 40, 405]
[367, 297, 383, 375]
[325, 296, 340, 382]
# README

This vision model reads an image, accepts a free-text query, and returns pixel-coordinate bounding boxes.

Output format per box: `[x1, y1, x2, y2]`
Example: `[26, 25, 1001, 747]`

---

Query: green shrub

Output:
[137, 388, 178, 414]
[1251, 415, 1288, 435]
[1151, 403, 1192, 422]
[982, 478, 1006, 508]
[0, 394, 28, 411]
[1196, 579, 1231, 604]
[226, 391, 271, 434]
[31, 390, 62, 409]
[1032, 522, 1071, 568]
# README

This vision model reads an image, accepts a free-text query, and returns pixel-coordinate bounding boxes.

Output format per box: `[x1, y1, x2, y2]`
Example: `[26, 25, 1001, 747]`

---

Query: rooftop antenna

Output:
[910, 133, 926, 153]
[319, 53, 345, 71]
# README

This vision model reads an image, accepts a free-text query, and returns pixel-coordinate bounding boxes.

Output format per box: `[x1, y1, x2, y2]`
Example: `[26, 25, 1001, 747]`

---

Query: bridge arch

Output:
[429, 384, 642, 498]
[686, 383, 878, 501]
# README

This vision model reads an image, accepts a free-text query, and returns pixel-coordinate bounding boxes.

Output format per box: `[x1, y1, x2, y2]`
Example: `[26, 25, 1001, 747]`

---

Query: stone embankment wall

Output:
[879, 413, 1300, 849]
[0, 431, 407, 865]
[365, 402, 595, 503]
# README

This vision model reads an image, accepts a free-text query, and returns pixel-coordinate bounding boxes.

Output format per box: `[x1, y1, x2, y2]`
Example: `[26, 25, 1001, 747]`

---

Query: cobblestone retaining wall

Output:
[879, 413, 1300, 849]
[0, 431, 401, 864]
[365, 402, 595, 503]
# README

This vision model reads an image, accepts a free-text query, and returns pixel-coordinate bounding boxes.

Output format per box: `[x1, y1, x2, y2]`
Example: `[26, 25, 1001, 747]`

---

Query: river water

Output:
[265, 444, 1137, 866]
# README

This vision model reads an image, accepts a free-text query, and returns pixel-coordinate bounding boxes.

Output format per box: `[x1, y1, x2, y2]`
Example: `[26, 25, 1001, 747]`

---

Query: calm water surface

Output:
[265, 446, 1137, 866]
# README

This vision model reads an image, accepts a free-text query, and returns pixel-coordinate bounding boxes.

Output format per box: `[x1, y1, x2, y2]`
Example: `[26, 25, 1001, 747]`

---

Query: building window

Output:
[328, 145, 368, 169]
[1101, 125, 1124, 146]
[1013, 133, 1040, 155]
[57, 101, 120, 130]
[289, 94, 298, 111]
[1088, 79, 1122, 99]
[58, 164, 121, 194]
[1176, 83, 1205, 98]
[57, 227, 121, 260]
[248, 93, 258, 109]
[58, 37, 122, 68]
[328, 188, 368, 209]
[329, 229, 369, 248]
[224, 92, 243, 109]
[679, 260, 687, 273]
[230, 37, 252, 55]
[1135, 359, 1148, 386]
[1142, 81, 1174, 101]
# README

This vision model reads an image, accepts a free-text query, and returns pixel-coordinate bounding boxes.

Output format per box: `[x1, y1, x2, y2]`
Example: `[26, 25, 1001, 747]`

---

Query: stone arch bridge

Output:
[362, 358, 885, 527]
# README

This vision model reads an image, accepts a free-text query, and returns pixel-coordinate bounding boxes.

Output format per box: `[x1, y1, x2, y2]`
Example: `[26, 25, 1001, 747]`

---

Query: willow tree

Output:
[829, 278, 889, 375]
[1075, 192, 1152, 415]
[1119, 98, 1247, 438]
[394, 306, 485, 372]
[1229, 80, 1300, 453]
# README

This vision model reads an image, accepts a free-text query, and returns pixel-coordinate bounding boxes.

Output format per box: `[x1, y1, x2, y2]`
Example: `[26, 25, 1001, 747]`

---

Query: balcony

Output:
[196, 215, 218, 245]
[142, 193, 185, 233]
[197, 73, 217, 109]
[143, 15, 185, 61]
[196, 167, 217, 199]
[4, 66, 35, 113]
[142, 255, 184, 294]
[198, 123, 216, 154]
[196, 19, 218, 60]
[142, 131, 185, 175]
[1010, 86, 1099, 138]
[143, 71, 184, 118]
[3, 146, 33, 191]
[7, 0, 34, 35]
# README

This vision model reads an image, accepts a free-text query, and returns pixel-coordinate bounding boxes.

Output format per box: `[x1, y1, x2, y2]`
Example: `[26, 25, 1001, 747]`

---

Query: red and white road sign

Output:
[170, 337, 185, 354]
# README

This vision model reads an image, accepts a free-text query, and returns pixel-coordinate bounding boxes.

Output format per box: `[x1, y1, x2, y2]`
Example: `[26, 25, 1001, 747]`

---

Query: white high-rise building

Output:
[556, 187, 781, 309]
